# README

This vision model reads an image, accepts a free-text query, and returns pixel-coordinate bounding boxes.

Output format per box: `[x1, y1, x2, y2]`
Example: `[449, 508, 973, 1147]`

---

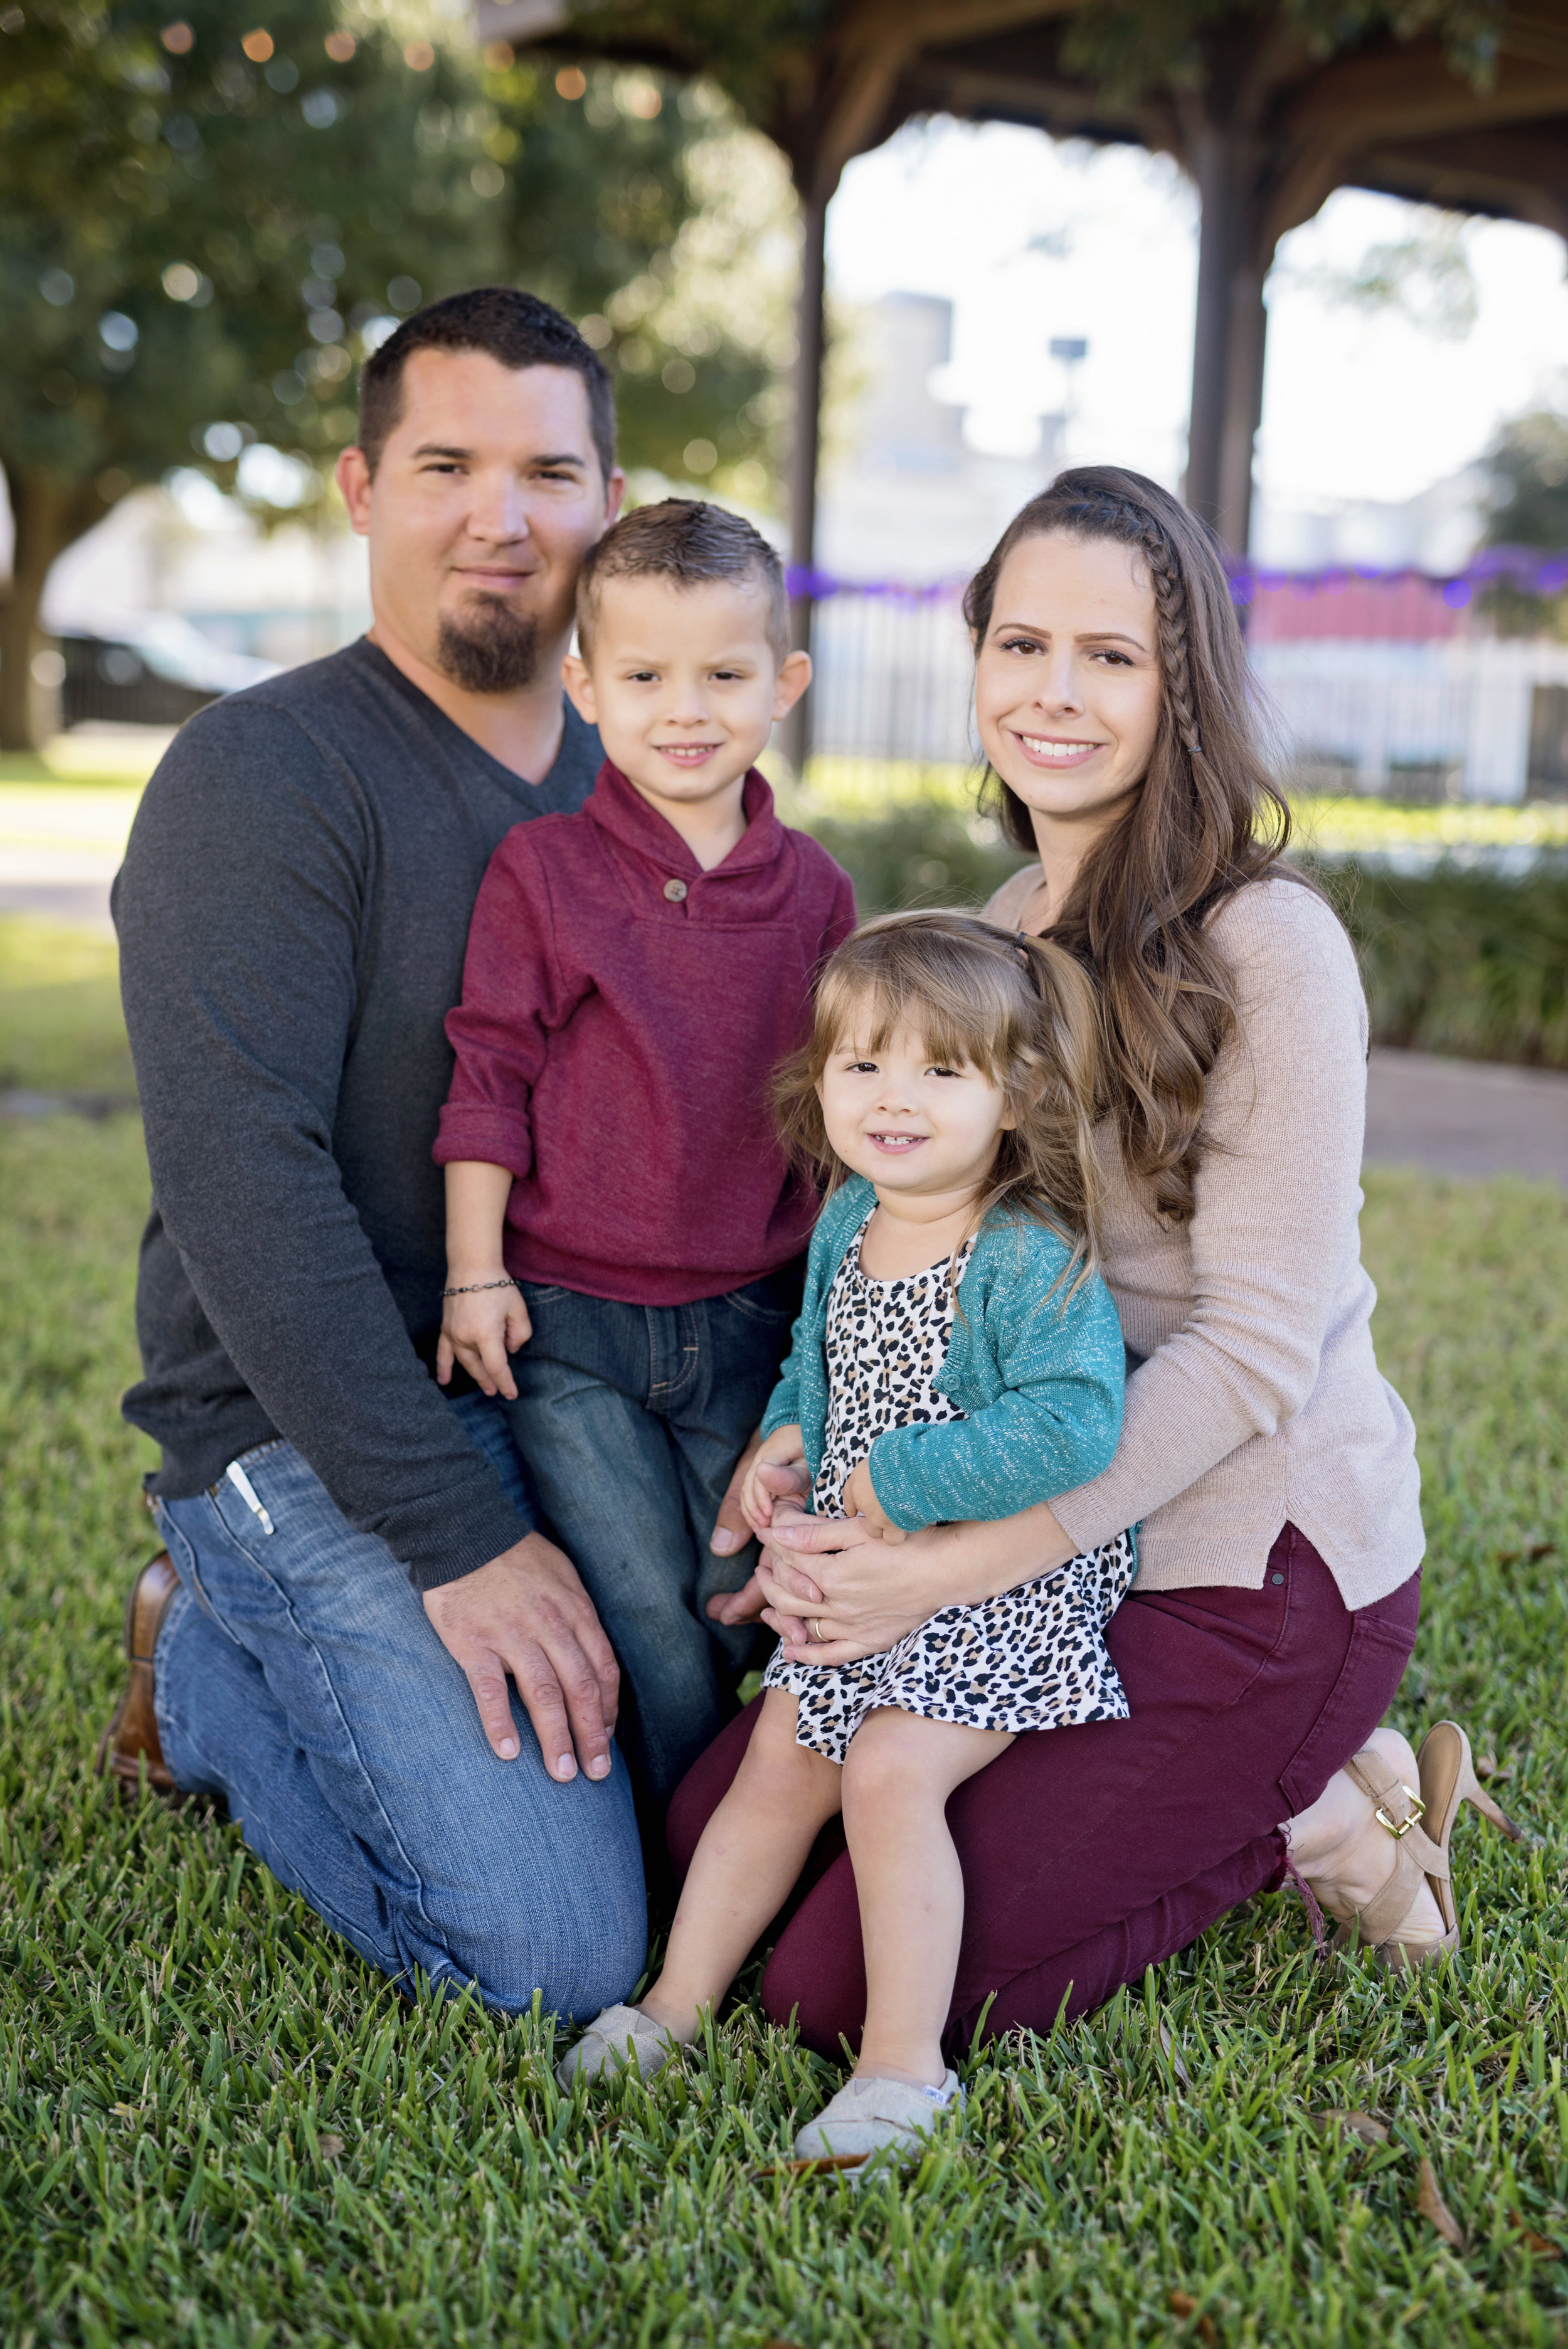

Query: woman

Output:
[676, 467, 1516, 2055]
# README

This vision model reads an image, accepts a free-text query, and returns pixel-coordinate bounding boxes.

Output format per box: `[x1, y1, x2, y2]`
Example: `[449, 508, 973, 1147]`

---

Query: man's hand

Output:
[841, 1454, 906, 1544]
[424, 1530, 618, 1781]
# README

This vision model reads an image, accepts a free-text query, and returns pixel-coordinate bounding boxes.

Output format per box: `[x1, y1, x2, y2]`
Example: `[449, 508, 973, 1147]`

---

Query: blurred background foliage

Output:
[1477, 409, 1568, 641]
[0, 0, 798, 744]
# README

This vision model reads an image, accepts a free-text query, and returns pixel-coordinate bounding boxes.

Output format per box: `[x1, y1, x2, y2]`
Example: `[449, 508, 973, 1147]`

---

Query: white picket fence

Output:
[802, 588, 1568, 803]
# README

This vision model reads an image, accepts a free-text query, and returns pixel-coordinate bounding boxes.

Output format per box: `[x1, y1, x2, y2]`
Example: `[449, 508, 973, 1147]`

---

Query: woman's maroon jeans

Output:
[667, 1524, 1420, 2059]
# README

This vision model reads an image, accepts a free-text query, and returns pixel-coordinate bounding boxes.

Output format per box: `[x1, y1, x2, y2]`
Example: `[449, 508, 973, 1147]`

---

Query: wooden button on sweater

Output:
[662, 877, 688, 902]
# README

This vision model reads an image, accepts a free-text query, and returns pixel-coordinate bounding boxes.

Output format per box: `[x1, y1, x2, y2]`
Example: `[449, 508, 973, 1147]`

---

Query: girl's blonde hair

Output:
[775, 909, 1106, 1285]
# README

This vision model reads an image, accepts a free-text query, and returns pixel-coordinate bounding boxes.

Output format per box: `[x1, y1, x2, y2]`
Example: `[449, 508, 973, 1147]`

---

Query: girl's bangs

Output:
[816, 963, 1014, 1084]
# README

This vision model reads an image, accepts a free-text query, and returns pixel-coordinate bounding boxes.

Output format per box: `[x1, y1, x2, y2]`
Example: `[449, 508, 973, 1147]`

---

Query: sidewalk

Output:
[0, 785, 140, 936]
[1364, 1047, 1567, 1186]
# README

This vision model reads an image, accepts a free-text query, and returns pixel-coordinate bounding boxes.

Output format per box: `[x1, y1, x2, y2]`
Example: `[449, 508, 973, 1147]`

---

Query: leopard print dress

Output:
[763, 1206, 1136, 1764]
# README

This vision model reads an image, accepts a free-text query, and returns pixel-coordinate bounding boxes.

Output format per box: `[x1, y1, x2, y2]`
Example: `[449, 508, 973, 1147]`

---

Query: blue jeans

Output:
[501, 1271, 798, 1811]
[151, 1406, 646, 2020]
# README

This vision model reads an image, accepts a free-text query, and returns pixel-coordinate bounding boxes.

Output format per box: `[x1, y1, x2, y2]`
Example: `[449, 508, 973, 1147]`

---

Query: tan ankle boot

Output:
[1336, 1724, 1523, 1968]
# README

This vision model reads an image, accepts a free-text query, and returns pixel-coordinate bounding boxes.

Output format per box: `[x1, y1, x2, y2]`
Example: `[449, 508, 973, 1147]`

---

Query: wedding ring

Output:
[813, 1618, 826, 1644]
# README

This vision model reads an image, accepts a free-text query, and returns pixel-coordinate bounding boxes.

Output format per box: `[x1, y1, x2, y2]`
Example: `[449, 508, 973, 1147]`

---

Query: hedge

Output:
[800, 804, 1568, 1073]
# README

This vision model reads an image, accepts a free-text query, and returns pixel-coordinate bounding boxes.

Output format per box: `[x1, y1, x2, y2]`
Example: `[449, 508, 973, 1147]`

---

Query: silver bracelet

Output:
[441, 1276, 519, 1297]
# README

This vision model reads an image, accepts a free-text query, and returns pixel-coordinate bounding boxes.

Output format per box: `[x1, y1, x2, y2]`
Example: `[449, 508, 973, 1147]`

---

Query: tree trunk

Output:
[780, 184, 829, 776]
[1184, 124, 1271, 558]
[0, 465, 102, 752]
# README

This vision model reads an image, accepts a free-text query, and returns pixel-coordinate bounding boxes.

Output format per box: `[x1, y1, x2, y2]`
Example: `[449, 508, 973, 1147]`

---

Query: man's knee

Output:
[402, 1776, 648, 2021]
[420, 1904, 646, 2023]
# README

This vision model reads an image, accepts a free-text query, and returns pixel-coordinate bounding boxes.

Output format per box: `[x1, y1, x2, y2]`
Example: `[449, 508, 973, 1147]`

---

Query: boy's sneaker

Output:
[792, 2068, 965, 2165]
[554, 2004, 682, 2089]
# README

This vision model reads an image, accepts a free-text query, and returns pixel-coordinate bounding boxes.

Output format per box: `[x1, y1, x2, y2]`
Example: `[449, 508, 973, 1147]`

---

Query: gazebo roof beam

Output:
[1280, 45, 1568, 142]
[803, 0, 1079, 195]
[1350, 122, 1568, 238]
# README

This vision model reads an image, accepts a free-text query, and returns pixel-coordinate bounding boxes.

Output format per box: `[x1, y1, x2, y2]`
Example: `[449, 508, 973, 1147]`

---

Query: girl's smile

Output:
[817, 1022, 1015, 1275]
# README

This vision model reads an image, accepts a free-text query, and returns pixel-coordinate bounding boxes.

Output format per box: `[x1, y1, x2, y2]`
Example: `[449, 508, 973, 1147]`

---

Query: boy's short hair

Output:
[358, 285, 615, 482]
[576, 499, 790, 662]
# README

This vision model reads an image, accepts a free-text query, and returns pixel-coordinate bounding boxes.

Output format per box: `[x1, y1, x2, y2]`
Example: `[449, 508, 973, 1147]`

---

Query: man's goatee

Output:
[436, 599, 541, 694]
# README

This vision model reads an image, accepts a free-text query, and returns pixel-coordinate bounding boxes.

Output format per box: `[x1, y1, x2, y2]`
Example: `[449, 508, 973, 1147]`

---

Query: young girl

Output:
[557, 909, 1136, 2167]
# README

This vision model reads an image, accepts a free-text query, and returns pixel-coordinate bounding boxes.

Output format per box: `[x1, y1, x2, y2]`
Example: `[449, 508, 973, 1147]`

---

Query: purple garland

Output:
[786, 547, 1568, 611]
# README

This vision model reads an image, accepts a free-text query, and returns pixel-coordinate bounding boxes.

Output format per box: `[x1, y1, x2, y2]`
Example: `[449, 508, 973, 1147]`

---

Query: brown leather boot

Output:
[95, 1552, 181, 1797]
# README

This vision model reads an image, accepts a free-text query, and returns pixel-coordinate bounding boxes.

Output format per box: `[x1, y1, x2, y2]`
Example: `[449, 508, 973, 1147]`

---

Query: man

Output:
[102, 287, 684, 2016]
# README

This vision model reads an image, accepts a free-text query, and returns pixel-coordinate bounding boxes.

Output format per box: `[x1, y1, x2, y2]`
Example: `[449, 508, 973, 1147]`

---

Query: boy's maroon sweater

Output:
[435, 760, 857, 1307]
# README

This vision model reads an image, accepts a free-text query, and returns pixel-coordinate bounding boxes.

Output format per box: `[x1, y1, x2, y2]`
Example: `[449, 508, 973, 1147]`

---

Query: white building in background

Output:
[1251, 468, 1486, 578]
[1249, 637, 1568, 803]
[808, 291, 1067, 765]
[817, 291, 1065, 585]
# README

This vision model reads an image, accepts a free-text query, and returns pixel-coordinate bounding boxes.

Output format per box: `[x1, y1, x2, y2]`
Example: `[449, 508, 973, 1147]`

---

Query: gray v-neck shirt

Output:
[114, 636, 601, 1589]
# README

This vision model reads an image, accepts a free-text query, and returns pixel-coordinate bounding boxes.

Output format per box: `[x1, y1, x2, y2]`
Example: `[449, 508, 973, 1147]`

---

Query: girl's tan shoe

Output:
[1335, 1722, 1523, 1968]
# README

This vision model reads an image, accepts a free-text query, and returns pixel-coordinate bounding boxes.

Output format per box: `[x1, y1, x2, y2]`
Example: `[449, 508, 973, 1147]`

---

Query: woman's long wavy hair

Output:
[774, 909, 1107, 1291]
[964, 465, 1299, 1223]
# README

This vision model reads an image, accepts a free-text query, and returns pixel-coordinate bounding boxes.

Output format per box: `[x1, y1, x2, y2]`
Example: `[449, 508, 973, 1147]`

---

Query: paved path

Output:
[1364, 1047, 1567, 1187]
[0, 786, 139, 937]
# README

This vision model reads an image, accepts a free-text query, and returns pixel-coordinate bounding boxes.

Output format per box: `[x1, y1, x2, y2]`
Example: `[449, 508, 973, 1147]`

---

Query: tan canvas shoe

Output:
[95, 1552, 181, 1798]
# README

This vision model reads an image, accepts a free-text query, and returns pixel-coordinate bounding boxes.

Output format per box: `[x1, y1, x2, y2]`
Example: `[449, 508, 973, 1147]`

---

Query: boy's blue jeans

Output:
[150, 1397, 646, 2020]
[501, 1270, 800, 1810]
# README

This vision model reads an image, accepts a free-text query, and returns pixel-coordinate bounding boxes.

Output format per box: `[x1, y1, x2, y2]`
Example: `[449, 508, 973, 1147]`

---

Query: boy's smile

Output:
[563, 572, 810, 869]
[655, 737, 725, 768]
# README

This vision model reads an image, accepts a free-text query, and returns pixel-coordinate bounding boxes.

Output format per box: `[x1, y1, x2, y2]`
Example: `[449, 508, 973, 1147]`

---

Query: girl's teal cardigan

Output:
[760, 1174, 1125, 1533]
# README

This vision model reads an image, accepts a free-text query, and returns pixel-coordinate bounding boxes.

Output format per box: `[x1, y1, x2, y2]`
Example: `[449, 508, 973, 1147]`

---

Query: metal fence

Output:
[806, 588, 977, 766]
[798, 585, 1568, 803]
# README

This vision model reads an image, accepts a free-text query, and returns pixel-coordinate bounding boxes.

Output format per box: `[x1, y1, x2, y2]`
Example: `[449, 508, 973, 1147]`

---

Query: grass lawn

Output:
[3, 932, 1566, 2347]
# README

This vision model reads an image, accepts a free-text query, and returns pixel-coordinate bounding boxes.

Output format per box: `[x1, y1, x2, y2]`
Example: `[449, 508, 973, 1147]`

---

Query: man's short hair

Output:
[576, 499, 790, 662]
[357, 285, 615, 481]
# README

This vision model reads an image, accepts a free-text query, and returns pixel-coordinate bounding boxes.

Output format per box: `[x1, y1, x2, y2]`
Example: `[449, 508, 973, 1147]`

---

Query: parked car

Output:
[59, 616, 279, 728]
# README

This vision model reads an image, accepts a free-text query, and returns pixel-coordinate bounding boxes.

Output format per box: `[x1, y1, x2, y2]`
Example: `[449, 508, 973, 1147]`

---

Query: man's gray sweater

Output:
[114, 636, 601, 1591]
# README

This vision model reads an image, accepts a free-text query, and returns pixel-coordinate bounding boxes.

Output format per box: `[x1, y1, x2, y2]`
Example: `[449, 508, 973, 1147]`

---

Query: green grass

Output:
[0, 734, 172, 789]
[5, 941, 1567, 2348]
[0, 918, 135, 1099]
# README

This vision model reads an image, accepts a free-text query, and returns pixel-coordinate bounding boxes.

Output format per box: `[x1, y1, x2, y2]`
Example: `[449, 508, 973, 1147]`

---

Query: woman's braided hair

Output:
[963, 465, 1300, 1224]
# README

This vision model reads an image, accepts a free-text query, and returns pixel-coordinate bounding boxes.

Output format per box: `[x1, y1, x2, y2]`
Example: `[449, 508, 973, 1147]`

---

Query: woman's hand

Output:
[437, 1281, 532, 1399]
[758, 1498, 1079, 1667]
[756, 1506, 933, 1665]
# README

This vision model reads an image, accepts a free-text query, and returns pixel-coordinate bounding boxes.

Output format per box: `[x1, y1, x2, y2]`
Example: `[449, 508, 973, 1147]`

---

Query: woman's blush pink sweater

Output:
[435, 760, 856, 1307]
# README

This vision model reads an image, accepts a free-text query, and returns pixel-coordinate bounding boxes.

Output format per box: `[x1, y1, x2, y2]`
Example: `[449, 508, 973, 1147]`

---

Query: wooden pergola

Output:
[480, 1, 1568, 575]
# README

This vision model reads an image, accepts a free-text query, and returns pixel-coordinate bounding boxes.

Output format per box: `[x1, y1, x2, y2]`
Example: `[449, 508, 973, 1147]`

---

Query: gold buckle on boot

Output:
[1375, 1783, 1426, 1838]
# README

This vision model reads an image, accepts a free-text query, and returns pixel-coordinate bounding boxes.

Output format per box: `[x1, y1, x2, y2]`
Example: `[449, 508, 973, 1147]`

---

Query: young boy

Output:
[434, 500, 856, 1810]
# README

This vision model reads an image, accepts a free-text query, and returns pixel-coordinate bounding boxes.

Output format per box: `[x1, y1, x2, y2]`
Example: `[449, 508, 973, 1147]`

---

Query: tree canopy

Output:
[0, 2, 789, 746]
